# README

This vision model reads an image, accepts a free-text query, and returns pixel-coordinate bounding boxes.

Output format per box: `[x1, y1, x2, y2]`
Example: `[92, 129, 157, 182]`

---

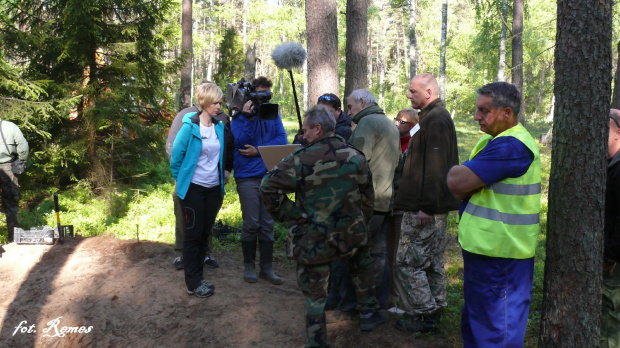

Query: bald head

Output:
[408, 73, 440, 109]
[609, 109, 620, 159]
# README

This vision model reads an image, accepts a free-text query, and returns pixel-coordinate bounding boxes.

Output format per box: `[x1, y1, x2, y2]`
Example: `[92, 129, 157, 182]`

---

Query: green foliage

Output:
[1, 0, 179, 189]
[215, 28, 245, 86]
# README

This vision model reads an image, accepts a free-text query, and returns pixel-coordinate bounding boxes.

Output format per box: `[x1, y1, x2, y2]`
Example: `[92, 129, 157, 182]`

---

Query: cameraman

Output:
[231, 76, 287, 285]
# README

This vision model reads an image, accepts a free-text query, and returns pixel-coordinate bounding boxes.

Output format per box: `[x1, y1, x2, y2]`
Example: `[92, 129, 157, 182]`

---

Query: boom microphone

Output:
[271, 42, 307, 70]
[271, 43, 307, 132]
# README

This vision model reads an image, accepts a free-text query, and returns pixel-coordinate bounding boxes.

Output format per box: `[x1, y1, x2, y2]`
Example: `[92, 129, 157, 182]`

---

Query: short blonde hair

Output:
[397, 107, 419, 125]
[195, 82, 223, 111]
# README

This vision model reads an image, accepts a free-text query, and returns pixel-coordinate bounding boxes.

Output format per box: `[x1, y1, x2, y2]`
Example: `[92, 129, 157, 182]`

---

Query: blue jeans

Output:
[461, 249, 534, 348]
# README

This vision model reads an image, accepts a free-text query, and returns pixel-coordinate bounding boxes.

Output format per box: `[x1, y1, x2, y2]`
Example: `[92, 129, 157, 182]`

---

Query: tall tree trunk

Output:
[408, 0, 418, 81]
[511, 0, 524, 125]
[439, 0, 447, 102]
[612, 40, 620, 109]
[497, 0, 507, 81]
[539, 0, 612, 345]
[344, 0, 369, 108]
[244, 43, 256, 82]
[535, 60, 546, 115]
[305, 0, 339, 107]
[179, 0, 193, 110]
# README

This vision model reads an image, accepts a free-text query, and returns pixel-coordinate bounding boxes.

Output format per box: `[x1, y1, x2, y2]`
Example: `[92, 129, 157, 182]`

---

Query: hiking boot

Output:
[259, 240, 283, 285]
[201, 279, 215, 290]
[173, 256, 183, 270]
[395, 312, 440, 334]
[242, 240, 258, 283]
[187, 282, 214, 298]
[204, 256, 220, 268]
[359, 311, 386, 331]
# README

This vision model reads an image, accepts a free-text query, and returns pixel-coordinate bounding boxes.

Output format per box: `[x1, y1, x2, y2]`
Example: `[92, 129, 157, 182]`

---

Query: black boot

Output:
[241, 240, 258, 283]
[396, 310, 441, 333]
[258, 240, 283, 285]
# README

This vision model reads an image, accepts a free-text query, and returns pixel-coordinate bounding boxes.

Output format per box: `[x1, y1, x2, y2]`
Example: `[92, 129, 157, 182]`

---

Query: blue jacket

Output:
[231, 112, 287, 178]
[170, 112, 234, 199]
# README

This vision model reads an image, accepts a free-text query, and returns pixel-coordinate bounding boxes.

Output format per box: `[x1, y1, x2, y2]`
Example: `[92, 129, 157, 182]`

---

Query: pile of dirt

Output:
[0, 236, 451, 347]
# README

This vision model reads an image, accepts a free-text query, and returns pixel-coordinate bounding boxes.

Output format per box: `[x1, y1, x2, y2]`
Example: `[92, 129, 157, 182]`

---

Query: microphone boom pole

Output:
[271, 42, 307, 134]
[288, 69, 303, 130]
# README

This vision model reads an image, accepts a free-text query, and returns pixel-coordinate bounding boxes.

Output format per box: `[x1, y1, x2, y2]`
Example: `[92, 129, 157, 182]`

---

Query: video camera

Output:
[225, 78, 279, 120]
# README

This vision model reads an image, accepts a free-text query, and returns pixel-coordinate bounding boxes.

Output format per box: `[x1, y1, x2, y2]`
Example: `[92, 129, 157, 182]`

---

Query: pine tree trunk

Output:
[439, 0, 447, 102]
[511, 0, 524, 126]
[408, 0, 417, 81]
[612, 40, 620, 109]
[497, 0, 507, 81]
[344, 0, 369, 108]
[536, 60, 546, 115]
[179, 0, 193, 110]
[244, 43, 256, 82]
[539, 0, 612, 345]
[305, 0, 339, 108]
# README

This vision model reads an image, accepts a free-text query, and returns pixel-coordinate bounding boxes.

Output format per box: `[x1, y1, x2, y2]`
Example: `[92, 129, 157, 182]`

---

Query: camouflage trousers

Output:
[297, 248, 379, 348]
[0, 163, 20, 242]
[602, 266, 620, 348]
[394, 211, 447, 315]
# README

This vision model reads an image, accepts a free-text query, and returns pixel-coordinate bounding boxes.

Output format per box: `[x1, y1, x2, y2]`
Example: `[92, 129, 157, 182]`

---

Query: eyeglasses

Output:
[318, 95, 337, 102]
[612, 115, 620, 129]
[394, 118, 410, 125]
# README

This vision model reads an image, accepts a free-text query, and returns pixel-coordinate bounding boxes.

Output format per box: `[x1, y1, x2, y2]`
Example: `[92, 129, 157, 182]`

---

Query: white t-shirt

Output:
[190, 123, 220, 188]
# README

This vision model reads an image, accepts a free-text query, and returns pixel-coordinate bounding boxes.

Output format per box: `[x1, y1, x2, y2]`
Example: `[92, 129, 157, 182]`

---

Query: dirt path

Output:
[0, 237, 452, 347]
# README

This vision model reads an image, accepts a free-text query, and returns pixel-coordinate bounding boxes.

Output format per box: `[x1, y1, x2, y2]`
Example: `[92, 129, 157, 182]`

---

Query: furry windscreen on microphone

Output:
[271, 42, 307, 70]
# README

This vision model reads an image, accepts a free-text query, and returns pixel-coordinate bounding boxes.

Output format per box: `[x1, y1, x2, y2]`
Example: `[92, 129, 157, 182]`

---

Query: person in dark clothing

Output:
[294, 93, 352, 146]
[602, 109, 620, 347]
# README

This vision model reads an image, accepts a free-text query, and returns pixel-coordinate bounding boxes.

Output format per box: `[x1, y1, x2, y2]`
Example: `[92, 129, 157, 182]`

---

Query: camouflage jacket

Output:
[260, 134, 374, 265]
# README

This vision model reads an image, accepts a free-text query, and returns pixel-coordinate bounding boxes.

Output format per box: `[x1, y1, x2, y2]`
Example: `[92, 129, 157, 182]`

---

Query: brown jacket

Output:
[393, 98, 460, 214]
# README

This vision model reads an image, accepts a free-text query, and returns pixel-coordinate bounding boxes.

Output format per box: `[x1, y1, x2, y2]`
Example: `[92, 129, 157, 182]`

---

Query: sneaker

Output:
[187, 282, 214, 298]
[201, 279, 215, 290]
[359, 311, 386, 331]
[173, 256, 184, 270]
[204, 256, 220, 268]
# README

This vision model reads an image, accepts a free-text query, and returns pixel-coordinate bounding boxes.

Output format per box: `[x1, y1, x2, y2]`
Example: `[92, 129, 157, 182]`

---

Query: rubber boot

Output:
[259, 240, 283, 285]
[242, 240, 258, 283]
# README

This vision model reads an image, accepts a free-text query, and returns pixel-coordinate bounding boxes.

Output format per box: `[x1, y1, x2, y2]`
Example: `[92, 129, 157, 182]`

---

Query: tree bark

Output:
[536, 60, 546, 115]
[439, 0, 447, 102]
[511, 0, 524, 125]
[244, 43, 256, 82]
[612, 40, 620, 109]
[344, 0, 369, 109]
[408, 0, 418, 81]
[497, 0, 507, 81]
[305, 0, 339, 107]
[179, 0, 193, 110]
[539, 0, 612, 346]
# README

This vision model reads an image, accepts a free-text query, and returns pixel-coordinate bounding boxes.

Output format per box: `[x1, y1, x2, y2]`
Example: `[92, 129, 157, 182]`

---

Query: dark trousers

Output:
[0, 164, 20, 242]
[181, 183, 223, 290]
[173, 188, 212, 256]
[325, 214, 390, 311]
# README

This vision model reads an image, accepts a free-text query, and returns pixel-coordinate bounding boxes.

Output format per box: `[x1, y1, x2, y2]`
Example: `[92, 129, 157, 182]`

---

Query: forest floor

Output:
[0, 236, 455, 348]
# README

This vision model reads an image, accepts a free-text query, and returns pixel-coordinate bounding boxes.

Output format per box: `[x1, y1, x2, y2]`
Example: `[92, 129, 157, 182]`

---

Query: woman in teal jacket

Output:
[170, 82, 233, 298]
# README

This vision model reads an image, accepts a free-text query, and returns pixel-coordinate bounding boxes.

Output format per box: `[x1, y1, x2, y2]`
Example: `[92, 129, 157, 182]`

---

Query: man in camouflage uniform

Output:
[260, 105, 385, 348]
[0, 118, 28, 242]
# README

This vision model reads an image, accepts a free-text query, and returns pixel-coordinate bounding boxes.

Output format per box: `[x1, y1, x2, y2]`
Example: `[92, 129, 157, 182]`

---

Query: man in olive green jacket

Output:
[346, 89, 401, 310]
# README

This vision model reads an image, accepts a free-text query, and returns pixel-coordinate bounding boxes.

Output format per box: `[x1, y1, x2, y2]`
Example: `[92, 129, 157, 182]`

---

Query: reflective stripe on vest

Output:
[458, 123, 541, 259]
